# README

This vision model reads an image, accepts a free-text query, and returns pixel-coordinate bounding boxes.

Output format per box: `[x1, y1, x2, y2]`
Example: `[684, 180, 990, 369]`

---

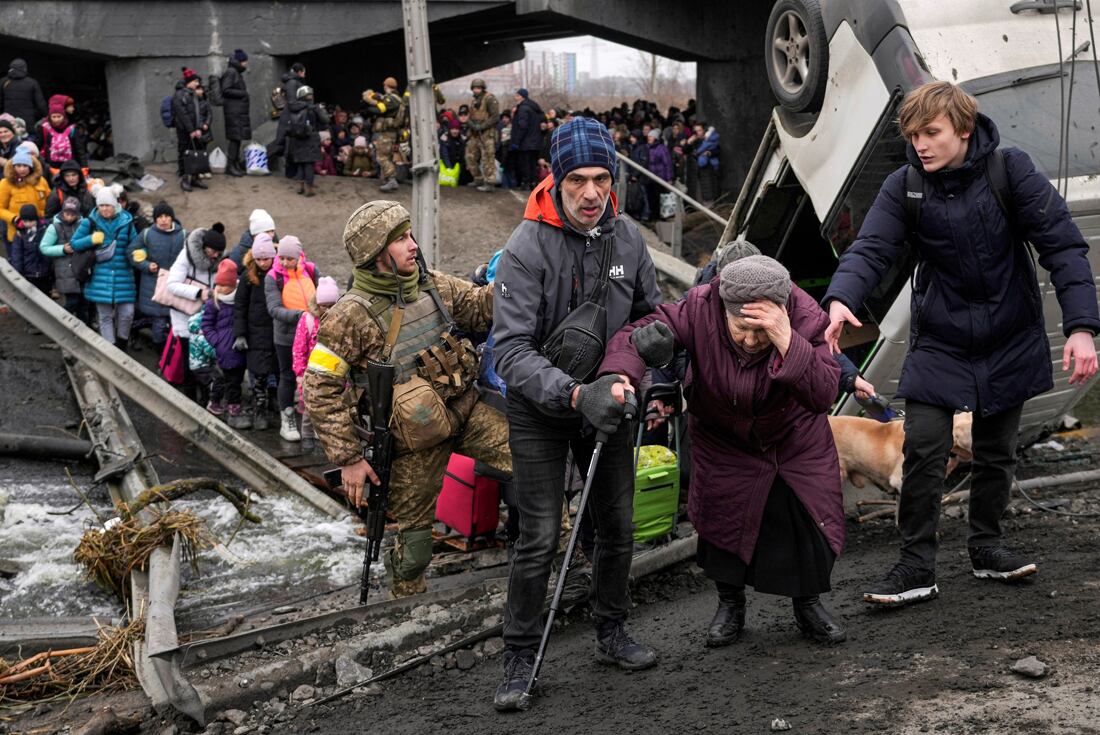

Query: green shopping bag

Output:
[439, 161, 460, 187]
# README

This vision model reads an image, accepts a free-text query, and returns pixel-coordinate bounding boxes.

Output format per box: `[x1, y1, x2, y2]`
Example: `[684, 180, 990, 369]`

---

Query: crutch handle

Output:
[597, 390, 639, 444]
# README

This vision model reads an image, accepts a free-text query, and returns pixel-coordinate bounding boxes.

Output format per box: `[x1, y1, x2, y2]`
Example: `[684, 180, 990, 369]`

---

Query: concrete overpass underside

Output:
[0, 0, 774, 192]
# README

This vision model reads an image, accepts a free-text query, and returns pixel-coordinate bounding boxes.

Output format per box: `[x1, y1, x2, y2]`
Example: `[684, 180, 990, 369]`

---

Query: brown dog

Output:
[829, 413, 973, 494]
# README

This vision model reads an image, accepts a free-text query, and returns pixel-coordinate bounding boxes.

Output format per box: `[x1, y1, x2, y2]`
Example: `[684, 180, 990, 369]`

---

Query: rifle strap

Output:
[381, 306, 404, 363]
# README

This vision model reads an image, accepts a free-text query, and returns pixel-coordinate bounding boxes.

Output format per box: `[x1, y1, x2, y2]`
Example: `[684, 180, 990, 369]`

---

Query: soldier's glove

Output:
[233, 336, 248, 351]
[631, 321, 675, 368]
[575, 374, 629, 435]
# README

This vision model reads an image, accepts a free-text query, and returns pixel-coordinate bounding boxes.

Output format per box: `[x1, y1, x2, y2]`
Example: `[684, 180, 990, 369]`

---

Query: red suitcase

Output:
[436, 453, 500, 539]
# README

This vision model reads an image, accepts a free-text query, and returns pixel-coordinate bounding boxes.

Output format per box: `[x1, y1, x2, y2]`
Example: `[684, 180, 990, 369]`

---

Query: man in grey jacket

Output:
[491, 117, 662, 711]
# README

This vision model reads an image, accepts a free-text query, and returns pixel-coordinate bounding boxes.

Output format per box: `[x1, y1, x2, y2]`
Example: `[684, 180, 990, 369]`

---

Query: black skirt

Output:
[696, 476, 835, 598]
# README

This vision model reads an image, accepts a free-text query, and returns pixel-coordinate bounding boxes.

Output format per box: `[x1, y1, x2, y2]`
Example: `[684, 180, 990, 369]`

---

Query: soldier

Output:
[362, 77, 404, 192]
[465, 78, 500, 192]
[303, 201, 510, 597]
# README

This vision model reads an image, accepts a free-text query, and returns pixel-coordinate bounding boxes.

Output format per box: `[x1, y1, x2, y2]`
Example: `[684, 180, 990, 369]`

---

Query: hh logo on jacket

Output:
[609, 264, 625, 279]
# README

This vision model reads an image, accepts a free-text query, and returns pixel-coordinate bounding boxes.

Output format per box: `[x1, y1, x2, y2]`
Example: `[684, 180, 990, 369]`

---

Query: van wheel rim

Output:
[772, 10, 811, 95]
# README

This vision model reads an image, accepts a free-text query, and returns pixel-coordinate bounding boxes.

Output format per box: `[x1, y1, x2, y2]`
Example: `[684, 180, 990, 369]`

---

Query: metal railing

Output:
[614, 151, 726, 259]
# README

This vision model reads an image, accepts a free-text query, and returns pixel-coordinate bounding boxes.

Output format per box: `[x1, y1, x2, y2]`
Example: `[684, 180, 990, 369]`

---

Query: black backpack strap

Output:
[588, 235, 615, 307]
[904, 164, 925, 231]
[985, 148, 1038, 261]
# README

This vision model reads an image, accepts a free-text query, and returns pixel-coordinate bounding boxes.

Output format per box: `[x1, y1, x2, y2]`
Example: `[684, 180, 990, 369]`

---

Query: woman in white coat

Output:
[165, 222, 226, 398]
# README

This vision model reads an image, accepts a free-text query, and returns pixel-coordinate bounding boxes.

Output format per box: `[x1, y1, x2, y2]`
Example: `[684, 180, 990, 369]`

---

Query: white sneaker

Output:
[279, 407, 301, 442]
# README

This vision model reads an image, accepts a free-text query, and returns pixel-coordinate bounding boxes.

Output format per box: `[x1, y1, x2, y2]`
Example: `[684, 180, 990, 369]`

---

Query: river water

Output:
[0, 476, 365, 631]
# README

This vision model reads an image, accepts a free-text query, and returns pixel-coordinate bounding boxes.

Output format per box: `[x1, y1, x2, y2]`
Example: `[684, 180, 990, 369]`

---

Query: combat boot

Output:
[379, 177, 398, 192]
[180, 175, 193, 192]
[705, 582, 746, 648]
[226, 160, 245, 177]
[467, 179, 484, 187]
[594, 620, 658, 671]
[297, 181, 305, 195]
[477, 183, 494, 193]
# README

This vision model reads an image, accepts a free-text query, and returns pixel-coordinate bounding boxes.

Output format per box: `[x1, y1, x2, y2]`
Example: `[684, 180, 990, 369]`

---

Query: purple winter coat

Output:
[646, 140, 673, 182]
[600, 281, 844, 563]
[201, 296, 246, 371]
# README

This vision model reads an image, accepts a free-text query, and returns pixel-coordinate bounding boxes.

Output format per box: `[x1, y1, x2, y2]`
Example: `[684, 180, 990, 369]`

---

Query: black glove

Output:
[575, 374, 629, 434]
[631, 321, 675, 368]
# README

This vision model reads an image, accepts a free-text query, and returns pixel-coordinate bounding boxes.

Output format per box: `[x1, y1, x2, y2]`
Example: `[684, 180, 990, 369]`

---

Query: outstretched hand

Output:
[1064, 331, 1098, 385]
[825, 301, 862, 355]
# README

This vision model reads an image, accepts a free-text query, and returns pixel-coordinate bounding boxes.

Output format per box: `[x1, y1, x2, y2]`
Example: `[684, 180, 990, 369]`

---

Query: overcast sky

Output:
[525, 36, 696, 80]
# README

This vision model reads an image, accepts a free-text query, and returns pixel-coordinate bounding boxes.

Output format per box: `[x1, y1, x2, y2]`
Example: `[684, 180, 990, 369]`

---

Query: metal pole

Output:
[402, 0, 440, 269]
[616, 152, 725, 226]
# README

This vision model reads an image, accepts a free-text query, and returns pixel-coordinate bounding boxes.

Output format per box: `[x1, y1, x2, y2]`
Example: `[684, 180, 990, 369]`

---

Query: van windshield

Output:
[966, 61, 1100, 179]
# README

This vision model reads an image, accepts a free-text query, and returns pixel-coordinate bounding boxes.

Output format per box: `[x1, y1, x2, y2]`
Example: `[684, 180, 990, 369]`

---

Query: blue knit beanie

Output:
[232, 49, 248, 63]
[550, 117, 617, 184]
[11, 150, 34, 168]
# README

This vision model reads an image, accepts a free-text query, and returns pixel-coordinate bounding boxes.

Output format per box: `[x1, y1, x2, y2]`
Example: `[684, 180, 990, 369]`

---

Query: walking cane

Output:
[522, 390, 638, 705]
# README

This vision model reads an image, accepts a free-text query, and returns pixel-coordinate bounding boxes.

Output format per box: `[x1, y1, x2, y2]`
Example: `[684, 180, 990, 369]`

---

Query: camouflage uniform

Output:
[465, 79, 500, 187]
[303, 201, 509, 597]
[363, 78, 404, 189]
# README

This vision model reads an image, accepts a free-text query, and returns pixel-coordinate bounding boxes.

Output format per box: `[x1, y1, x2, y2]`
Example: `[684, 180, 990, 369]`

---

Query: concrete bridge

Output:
[0, 0, 773, 191]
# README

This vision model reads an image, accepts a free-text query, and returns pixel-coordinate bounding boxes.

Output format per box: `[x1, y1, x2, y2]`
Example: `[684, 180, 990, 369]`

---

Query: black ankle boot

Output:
[792, 596, 846, 645]
[705, 583, 746, 648]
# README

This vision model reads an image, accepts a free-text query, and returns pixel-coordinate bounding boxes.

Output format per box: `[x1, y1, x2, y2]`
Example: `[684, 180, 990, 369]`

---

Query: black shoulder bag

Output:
[541, 235, 614, 382]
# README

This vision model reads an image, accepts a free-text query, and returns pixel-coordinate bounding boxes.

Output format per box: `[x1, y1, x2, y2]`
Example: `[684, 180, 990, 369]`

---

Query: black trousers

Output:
[210, 366, 245, 405]
[274, 343, 296, 410]
[899, 401, 1023, 570]
[515, 150, 538, 188]
[227, 139, 241, 166]
[502, 392, 636, 652]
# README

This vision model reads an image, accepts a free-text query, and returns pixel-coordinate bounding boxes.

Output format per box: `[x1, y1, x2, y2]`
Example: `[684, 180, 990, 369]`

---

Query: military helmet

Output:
[470, 78, 486, 90]
[343, 200, 411, 267]
[296, 85, 314, 99]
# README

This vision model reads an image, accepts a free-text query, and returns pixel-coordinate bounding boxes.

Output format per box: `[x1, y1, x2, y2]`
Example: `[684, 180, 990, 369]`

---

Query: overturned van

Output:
[732, 0, 1100, 444]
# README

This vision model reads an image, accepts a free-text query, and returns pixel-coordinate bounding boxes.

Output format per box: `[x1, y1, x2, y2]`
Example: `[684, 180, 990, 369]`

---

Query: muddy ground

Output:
[6, 170, 1100, 734]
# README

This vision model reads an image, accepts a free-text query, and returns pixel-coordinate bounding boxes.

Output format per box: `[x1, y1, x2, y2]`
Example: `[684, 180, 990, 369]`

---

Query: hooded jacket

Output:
[165, 228, 220, 337]
[491, 176, 661, 414]
[171, 83, 203, 137]
[202, 291, 246, 371]
[0, 60, 46, 130]
[0, 157, 51, 242]
[44, 160, 95, 218]
[220, 58, 251, 141]
[601, 280, 843, 561]
[824, 113, 1100, 417]
[71, 208, 137, 305]
[10, 216, 50, 280]
[285, 98, 329, 165]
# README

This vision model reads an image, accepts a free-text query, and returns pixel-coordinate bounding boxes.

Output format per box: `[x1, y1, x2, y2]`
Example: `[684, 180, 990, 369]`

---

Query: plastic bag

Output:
[439, 161, 460, 187]
[244, 142, 270, 176]
[209, 146, 228, 173]
[659, 192, 678, 220]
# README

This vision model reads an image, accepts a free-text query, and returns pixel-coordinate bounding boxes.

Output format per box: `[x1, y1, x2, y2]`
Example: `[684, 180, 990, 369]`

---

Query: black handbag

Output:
[70, 248, 96, 283]
[182, 141, 211, 176]
[541, 235, 614, 382]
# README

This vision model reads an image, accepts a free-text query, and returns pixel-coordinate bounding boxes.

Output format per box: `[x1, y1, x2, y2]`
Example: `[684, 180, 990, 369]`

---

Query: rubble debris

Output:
[1011, 656, 1048, 678]
[770, 718, 792, 731]
[71, 706, 143, 735]
[0, 618, 144, 706]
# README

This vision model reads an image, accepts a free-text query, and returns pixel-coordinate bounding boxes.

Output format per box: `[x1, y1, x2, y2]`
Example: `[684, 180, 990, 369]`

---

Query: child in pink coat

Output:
[292, 275, 340, 451]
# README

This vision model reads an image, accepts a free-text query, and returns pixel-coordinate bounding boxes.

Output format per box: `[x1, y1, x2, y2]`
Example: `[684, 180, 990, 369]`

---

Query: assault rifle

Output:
[323, 360, 396, 604]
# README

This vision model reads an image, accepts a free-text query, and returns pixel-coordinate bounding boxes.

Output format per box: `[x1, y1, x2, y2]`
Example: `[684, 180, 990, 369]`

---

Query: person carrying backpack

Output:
[285, 86, 328, 197]
[39, 196, 91, 323]
[823, 82, 1100, 608]
[38, 94, 87, 171]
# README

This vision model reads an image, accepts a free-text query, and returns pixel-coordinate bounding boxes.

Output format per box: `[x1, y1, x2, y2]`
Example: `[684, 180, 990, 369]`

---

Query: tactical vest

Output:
[470, 93, 492, 123]
[372, 93, 403, 133]
[348, 282, 479, 401]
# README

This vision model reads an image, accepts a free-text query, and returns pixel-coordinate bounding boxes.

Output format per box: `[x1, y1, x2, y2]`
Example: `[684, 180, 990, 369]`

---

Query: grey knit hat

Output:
[714, 238, 761, 274]
[719, 254, 791, 315]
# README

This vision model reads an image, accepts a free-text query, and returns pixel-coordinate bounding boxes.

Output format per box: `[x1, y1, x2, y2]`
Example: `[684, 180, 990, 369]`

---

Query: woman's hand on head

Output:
[740, 300, 792, 357]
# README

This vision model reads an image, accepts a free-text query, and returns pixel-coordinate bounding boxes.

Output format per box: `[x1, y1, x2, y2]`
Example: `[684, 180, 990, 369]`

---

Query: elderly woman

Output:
[600, 255, 846, 646]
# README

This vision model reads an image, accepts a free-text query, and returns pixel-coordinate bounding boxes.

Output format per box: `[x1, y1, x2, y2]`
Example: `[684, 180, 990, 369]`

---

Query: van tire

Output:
[765, 0, 829, 113]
